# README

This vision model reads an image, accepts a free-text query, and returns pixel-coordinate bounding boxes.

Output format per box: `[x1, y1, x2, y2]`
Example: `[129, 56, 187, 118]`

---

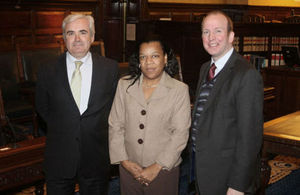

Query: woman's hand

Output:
[139, 163, 162, 185]
[121, 160, 143, 179]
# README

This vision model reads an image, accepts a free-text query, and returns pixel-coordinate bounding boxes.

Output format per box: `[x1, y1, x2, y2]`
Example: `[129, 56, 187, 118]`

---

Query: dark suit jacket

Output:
[193, 50, 263, 195]
[35, 52, 119, 179]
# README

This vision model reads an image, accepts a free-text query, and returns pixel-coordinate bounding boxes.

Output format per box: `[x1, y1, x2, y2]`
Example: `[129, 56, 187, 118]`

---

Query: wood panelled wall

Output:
[0, 0, 100, 52]
[103, 0, 144, 60]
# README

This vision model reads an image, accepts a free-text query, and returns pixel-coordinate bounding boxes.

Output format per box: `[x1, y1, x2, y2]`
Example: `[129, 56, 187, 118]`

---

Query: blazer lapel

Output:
[150, 72, 172, 101]
[127, 79, 147, 107]
[200, 51, 238, 115]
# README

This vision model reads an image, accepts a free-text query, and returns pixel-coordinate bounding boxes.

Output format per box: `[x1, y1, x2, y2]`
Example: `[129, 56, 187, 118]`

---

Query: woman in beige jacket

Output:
[109, 38, 191, 195]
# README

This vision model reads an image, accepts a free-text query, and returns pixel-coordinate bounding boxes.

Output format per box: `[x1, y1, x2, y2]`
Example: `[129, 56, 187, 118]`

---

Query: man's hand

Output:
[121, 160, 143, 179]
[226, 187, 244, 195]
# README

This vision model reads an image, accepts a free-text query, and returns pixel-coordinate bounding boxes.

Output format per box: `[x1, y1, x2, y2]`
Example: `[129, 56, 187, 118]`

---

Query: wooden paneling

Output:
[35, 11, 65, 29]
[262, 70, 284, 119]
[0, 11, 31, 30]
[263, 68, 300, 118]
[128, 1, 140, 20]
[284, 71, 300, 113]
[103, 0, 142, 61]
[0, 1, 99, 52]
[104, 1, 123, 19]
[103, 20, 123, 60]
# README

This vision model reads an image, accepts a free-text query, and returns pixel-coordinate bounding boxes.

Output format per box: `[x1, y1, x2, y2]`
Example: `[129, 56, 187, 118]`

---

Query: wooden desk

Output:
[259, 111, 300, 194]
[0, 136, 45, 193]
[263, 111, 300, 157]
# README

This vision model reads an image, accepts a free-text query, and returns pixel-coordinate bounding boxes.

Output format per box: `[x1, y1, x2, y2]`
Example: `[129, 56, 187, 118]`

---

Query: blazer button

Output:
[139, 124, 144, 129]
[138, 139, 143, 144]
[141, 110, 146, 115]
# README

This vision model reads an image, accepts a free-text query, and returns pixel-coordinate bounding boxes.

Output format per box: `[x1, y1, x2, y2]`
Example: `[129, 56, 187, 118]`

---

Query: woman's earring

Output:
[139, 64, 141, 68]
[165, 62, 168, 67]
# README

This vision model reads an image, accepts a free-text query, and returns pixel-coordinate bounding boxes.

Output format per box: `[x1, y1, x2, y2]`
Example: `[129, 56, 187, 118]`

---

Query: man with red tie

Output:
[191, 10, 263, 195]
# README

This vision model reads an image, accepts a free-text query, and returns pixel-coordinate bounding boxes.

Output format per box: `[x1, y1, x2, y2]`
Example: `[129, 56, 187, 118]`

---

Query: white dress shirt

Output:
[211, 47, 234, 76]
[66, 52, 93, 115]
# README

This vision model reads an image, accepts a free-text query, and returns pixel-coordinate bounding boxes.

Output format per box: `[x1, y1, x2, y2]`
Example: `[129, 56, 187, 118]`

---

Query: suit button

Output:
[138, 139, 143, 144]
[139, 124, 144, 129]
[141, 110, 146, 115]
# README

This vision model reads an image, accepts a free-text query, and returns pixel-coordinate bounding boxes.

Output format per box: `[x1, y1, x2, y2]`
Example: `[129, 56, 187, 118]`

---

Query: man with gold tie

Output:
[35, 14, 119, 195]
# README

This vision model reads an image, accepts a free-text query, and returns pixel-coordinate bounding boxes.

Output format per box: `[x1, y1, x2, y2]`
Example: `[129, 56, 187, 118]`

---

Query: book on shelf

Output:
[243, 36, 268, 52]
[271, 36, 299, 51]
[271, 53, 285, 66]
[243, 54, 268, 69]
[242, 36, 299, 52]
[250, 55, 267, 71]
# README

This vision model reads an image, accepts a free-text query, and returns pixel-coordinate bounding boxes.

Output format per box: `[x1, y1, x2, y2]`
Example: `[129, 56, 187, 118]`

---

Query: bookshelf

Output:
[228, 24, 300, 119]
[240, 35, 299, 68]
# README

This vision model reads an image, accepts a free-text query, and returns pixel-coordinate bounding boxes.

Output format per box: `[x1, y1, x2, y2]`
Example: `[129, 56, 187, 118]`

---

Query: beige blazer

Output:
[109, 72, 191, 170]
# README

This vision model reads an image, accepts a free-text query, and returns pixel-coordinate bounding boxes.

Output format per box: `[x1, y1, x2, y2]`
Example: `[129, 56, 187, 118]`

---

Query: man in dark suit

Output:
[191, 10, 263, 195]
[35, 14, 119, 195]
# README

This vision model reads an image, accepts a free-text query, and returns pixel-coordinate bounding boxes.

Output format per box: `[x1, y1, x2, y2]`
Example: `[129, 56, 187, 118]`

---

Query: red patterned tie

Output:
[207, 63, 216, 81]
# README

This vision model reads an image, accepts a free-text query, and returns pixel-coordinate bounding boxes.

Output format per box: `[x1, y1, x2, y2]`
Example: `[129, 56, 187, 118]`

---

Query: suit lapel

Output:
[56, 53, 77, 106]
[82, 54, 107, 116]
[199, 51, 238, 116]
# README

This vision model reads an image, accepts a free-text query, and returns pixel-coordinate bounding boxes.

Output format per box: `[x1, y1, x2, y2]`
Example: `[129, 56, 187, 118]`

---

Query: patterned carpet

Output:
[266, 155, 300, 195]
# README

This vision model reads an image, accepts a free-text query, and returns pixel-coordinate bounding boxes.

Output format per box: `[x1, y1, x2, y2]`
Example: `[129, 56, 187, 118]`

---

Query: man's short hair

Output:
[202, 10, 234, 33]
[62, 14, 95, 40]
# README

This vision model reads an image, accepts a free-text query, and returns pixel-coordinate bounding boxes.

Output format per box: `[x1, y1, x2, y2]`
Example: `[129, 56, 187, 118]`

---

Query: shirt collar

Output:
[211, 47, 234, 73]
[67, 51, 91, 66]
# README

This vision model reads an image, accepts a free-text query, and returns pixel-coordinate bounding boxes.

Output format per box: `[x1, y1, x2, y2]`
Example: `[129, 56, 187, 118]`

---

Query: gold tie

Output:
[71, 61, 83, 109]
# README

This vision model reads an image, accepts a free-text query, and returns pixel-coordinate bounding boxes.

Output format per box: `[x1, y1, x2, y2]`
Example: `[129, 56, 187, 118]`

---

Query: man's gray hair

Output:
[62, 14, 95, 40]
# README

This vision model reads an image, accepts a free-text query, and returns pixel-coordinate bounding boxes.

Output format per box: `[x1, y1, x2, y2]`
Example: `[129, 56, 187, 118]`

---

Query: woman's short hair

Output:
[126, 37, 179, 88]
[62, 14, 95, 40]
